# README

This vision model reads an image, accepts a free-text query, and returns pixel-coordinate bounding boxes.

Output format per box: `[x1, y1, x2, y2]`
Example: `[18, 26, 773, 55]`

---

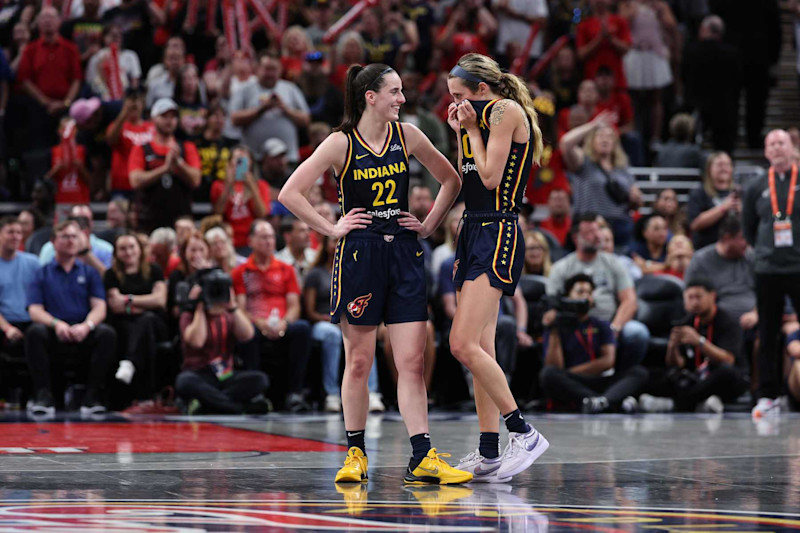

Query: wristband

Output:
[51, 318, 59, 329]
[127, 294, 133, 304]
[78, 248, 90, 256]
[87, 320, 96, 331]
[517, 326, 526, 332]
[698, 335, 707, 347]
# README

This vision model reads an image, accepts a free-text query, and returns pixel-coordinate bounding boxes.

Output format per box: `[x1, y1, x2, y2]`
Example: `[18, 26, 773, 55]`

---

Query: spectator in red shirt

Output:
[557, 79, 599, 137]
[233, 220, 312, 412]
[538, 189, 573, 248]
[107, 88, 154, 197]
[128, 98, 201, 234]
[149, 227, 181, 278]
[594, 65, 644, 166]
[17, 6, 82, 149]
[435, 1, 496, 70]
[46, 117, 91, 211]
[576, 0, 632, 89]
[210, 146, 269, 254]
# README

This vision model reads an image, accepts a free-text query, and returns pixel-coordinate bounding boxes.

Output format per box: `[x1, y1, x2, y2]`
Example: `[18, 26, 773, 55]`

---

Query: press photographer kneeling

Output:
[175, 267, 270, 414]
[540, 273, 649, 413]
[640, 278, 748, 413]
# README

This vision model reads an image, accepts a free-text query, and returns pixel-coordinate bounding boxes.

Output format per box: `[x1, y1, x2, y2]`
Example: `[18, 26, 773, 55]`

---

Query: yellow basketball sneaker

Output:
[403, 448, 473, 485]
[334, 447, 368, 483]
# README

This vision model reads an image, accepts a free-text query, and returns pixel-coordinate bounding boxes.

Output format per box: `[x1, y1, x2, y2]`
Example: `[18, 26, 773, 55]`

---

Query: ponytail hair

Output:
[449, 53, 544, 164]
[334, 63, 394, 133]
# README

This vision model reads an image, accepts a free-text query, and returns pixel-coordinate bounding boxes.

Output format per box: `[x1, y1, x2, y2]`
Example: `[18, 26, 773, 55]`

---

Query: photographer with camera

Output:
[210, 146, 269, 253]
[541, 273, 648, 413]
[547, 213, 650, 371]
[175, 263, 270, 415]
[640, 278, 747, 413]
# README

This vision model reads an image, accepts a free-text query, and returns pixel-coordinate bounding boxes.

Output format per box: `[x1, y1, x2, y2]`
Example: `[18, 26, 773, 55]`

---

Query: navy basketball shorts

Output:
[330, 231, 428, 326]
[453, 211, 524, 296]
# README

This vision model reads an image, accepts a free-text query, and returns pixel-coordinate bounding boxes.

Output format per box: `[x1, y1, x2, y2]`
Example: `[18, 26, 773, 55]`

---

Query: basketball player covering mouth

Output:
[279, 63, 470, 484]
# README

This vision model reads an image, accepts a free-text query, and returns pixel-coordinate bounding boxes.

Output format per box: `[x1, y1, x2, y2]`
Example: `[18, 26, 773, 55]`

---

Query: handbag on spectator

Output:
[598, 164, 630, 205]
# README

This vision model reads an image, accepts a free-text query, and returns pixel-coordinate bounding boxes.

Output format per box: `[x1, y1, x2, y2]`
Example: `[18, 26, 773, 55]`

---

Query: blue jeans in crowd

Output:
[313, 321, 379, 396]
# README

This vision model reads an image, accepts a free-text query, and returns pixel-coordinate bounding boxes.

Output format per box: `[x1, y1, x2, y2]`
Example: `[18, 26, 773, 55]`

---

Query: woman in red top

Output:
[209, 146, 269, 253]
[107, 89, 154, 196]
[47, 117, 90, 209]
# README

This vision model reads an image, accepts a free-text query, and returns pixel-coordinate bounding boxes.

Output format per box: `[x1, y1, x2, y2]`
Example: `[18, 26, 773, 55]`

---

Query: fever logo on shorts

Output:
[347, 294, 372, 318]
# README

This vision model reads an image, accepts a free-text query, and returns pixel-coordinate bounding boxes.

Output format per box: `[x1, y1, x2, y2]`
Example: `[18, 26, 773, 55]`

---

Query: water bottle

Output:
[267, 308, 280, 330]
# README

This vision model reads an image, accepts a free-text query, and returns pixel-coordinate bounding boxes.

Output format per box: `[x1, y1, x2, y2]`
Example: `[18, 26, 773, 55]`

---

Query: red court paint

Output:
[0, 422, 347, 454]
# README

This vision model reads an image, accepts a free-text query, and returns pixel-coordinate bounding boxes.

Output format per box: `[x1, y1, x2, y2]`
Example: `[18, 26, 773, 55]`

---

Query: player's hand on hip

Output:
[397, 211, 429, 237]
[332, 208, 372, 239]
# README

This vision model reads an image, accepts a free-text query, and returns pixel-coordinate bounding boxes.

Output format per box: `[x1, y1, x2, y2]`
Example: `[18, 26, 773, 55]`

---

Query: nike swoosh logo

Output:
[416, 251, 423, 257]
[482, 222, 493, 226]
[355, 153, 369, 160]
[524, 433, 540, 452]
[347, 432, 363, 437]
[473, 462, 502, 476]
[417, 465, 439, 475]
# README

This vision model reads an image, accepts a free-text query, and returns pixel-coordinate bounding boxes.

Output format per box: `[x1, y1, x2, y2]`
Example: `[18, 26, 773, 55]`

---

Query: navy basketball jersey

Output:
[336, 122, 411, 235]
[459, 99, 533, 213]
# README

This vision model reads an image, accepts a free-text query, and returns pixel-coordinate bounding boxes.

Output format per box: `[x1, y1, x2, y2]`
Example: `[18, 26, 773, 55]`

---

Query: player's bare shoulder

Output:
[489, 98, 529, 136]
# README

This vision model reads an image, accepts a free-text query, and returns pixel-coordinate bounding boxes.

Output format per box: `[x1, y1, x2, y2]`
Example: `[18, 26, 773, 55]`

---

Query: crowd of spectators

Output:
[0, 0, 794, 416]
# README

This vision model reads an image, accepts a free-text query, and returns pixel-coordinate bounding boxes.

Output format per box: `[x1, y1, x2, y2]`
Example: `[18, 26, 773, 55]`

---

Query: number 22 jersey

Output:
[336, 121, 411, 235]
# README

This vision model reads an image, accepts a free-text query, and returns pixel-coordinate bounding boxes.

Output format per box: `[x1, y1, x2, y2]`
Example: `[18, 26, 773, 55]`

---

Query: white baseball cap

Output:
[263, 138, 288, 157]
[150, 98, 179, 117]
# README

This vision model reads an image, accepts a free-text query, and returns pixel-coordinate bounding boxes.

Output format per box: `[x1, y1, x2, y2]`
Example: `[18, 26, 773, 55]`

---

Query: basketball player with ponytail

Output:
[279, 64, 469, 485]
[447, 53, 550, 482]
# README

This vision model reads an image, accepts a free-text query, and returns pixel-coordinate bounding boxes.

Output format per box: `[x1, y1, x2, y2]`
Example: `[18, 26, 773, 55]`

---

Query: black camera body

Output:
[548, 295, 592, 329]
[175, 268, 233, 312]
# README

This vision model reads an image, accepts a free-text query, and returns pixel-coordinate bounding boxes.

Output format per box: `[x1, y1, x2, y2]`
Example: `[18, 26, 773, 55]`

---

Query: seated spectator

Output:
[59, 0, 103, 64]
[210, 145, 269, 254]
[640, 277, 748, 413]
[630, 214, 671, 275]
[149, 227, 181, 278]
[176, 270, 270, 415]
[195, 103, 235, 202]
[785, 324, 800, 410]
[685, 215, 756, 326]
[175, 216, 196, 250]
[330, 31, 365, 91]
[261, 139, 292, 217]
[547, 213, 650, 371]
[18, 208, 46, 252]
[104, 232, 167, 406]
[0, 217, 39, 359]
[537, 188, 572, 248]
[174, 64, 208, 140]
[303, 235, 383, 413]
[85, 23, 142, 101]
[128, 98, 202, 234]
[657, 235, 694, 280]
[275, 216, 315, 284]
[652, 188, 687, 236]
[106, 87, 154, 198]
[25, 220, 116, 416]
[97, 199, 129, 243]
[523, 230, 552, 276]
[205, 226, 243, 274]
[541, 273, 647, 413]
[233, 220, 312, 412]
[653, 114, 705, 170]
[362, 6, 419, 70]
[39, 204, 113, 274]
[688, 151, 739, 250]
[560, 110, 643, 250]
[46, 117, 91, 214]
[599, 224, 642, 281]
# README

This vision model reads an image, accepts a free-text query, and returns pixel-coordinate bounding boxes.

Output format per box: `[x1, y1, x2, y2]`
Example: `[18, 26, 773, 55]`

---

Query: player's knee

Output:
[345, 353, 373, 381]
[448, 332, 474, 364]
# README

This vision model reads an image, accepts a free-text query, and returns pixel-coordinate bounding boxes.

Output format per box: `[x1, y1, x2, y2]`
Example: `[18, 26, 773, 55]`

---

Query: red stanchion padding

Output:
[528, 35, 570, 81]
[321, 0, 379, 45]
[235, 0, 252, 54]
[510, 22, 541, 76]
[247, 0, 283, 42]
[223, 0, 238, 50]
[207, 0, 218, 34]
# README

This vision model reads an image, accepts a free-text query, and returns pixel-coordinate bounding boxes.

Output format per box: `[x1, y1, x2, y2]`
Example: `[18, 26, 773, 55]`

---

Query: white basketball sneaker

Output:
[455, 449, 512, 483]
[496, 427, 549, 479]
[751, 397, 781, 418]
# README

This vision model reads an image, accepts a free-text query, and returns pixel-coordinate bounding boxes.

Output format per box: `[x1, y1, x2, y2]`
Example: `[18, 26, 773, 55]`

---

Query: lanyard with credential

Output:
[575, 323, 595, 361]
[769, 165, 798, 219]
